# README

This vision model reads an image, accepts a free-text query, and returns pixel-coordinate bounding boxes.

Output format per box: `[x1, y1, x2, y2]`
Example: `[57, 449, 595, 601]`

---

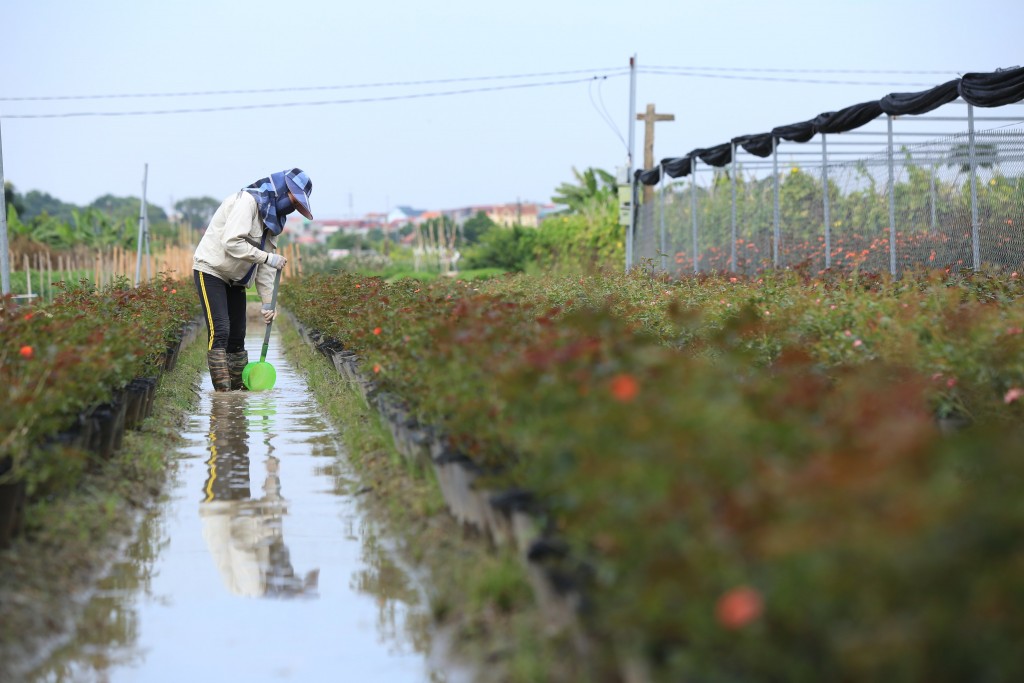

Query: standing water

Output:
[31, 332, 466, 682]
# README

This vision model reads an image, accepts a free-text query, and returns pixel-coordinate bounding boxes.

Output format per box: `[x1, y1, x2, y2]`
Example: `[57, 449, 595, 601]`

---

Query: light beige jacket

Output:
[192, 191, 279, 305]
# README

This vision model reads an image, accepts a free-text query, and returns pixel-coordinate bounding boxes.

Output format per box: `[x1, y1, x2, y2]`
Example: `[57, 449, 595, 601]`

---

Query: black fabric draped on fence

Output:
[772, 120, 818, 143]
[732, 133, 774, 158]
[812, 100, 884, 134]
[880, 79, 960, 116]
[639, 65, 1024, 184]
[959, 66, 1024, 107]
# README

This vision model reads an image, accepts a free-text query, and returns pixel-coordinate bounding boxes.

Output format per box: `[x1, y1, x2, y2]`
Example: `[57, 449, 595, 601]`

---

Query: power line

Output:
[1, 64, 966, 104]
[0, 67, 627, 102]
[588, 76, 628, 154]
[1, 76, 625, 119]
[645, 65, 962, 76]
[639, 68, 937, 87]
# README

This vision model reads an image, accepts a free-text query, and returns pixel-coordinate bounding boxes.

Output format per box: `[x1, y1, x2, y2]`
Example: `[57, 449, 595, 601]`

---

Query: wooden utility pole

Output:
[637, 103, 675, 202]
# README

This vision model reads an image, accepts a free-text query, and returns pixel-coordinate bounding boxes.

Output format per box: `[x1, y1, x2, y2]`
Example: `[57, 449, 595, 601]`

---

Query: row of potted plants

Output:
[0, 277, 199, 547]
[282, 269, 1023, 682]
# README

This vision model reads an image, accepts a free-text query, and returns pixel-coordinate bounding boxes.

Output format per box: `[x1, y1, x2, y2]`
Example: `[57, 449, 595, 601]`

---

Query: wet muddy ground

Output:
[30, 332, 471, 682]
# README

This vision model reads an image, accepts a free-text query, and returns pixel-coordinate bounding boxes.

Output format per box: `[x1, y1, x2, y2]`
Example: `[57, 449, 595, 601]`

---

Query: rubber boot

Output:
[207, 349, 231, 392]
[227, 350, 249, 391]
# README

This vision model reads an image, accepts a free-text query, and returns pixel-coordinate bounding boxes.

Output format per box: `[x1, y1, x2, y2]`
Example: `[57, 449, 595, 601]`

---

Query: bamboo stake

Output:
[41, 252, 48, 301]
[24, 254, 32, 299]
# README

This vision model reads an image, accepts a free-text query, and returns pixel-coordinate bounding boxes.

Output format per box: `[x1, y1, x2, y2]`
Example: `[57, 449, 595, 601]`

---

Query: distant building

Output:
[488, 202, 538, 228]
[287, 217, 389, 244]
[413, 210, 443, 226]
[292, 200, 558, 243]
[443, 202, 548, 229]
[387, 205, 425, 228]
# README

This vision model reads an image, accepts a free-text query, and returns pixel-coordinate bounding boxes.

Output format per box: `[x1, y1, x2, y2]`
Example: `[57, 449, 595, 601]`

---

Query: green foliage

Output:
[1, 277, 198, 496]
[326, 231, 359, 249]
[3, 184, 174, 250]
[663, 143, 1024, 274]
[463, 225, 538, 272]
[17, 187, 76, 223]
[89, 194, 168, 224]
[458, 166, 625, 273]
[536, 195, 623, 270]
[552, 167, 617, 213]
[461, 211, 496, 244]
[173, 196, 220, 230]
[4, 181, 27, 217]
[284, 269, 1024, 681]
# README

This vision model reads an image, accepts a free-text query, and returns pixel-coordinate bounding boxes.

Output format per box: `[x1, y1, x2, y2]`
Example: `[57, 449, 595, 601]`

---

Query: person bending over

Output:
[192, 168, 312, 391]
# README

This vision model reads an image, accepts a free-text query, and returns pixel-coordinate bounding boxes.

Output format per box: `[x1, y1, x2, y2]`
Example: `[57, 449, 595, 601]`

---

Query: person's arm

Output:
[254, 240, 279, 322]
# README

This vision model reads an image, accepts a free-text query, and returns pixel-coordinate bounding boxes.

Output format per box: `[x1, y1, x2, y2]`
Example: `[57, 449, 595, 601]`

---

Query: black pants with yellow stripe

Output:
[194, 270, 247, 352]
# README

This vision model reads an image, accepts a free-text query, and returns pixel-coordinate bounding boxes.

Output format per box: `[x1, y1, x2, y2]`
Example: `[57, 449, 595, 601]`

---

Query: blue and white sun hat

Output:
[245, 168, 314, 235]
[284, 168, 313, 220]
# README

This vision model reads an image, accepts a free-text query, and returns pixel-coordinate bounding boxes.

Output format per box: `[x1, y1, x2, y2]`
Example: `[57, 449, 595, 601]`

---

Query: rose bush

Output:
[283, 269, 1024, 681]
[1, 276, 197, 499]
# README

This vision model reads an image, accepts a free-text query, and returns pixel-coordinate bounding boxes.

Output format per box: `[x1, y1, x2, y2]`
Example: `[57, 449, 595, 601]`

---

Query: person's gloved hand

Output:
[265, 252, 287, 270]
[262, 304, 277, 323]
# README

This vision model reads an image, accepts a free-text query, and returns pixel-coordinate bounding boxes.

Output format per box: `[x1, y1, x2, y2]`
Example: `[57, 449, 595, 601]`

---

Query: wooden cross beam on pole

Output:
[637, 103, 675, 202]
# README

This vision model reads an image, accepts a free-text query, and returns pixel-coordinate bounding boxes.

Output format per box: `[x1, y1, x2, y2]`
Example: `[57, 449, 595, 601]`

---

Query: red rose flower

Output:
[609, 373, 639, 402]
[716, 586, 763, 629]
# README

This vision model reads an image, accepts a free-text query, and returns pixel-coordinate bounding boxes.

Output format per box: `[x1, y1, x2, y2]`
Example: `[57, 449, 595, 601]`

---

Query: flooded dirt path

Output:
[32, 332, 467, 682]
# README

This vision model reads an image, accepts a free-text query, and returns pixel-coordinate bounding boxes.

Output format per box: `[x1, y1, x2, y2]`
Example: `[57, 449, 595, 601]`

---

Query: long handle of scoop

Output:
[260, 268, 283, 363]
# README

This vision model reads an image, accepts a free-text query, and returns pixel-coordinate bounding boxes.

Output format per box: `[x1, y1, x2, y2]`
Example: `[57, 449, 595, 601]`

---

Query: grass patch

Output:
[277, 312, 576, 682]
[0, 337, 206, 679]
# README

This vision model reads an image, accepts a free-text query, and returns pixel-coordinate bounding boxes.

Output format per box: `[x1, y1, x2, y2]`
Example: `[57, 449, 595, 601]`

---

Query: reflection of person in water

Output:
[199, 395, 319, 598]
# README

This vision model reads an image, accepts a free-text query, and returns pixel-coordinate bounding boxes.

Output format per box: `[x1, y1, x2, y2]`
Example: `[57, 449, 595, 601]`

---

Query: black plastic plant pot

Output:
[0, 457, 26, 549]
[89, 405, 117, 460]
[110, 394, 128, 453]
[164, 340, 182, 372]
[76, 411, 97, 451]
[140, 377, 158, 419]
[124, 380, 147, 430]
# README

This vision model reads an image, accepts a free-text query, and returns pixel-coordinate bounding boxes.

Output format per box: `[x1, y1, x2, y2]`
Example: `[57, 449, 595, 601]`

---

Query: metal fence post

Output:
[887, 115, 897, 276]
[822, 133, 831, 269]
[772, 136, 780, 268]
[622, 176, 630, 272]
[625, 54, 637, 273]
[135, 163, 148, 285]
[625, 184, 634, 272]
[967, 103, 981, 269]
[691, 158, 699, 274]
[929, 163, 937, 233]
[659, 164, 667, 272]
[730, 143, 737, 273]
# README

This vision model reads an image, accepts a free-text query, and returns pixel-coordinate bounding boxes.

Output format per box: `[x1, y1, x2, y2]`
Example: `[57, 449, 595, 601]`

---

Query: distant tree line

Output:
[3, 182, 220, 252]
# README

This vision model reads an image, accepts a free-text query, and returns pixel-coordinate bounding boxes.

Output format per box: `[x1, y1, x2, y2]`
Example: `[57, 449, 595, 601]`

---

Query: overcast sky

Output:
[1, 0, 1022, 220]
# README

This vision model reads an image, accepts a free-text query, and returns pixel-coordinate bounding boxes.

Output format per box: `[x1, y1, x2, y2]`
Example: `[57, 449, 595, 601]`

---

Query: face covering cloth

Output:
[244, 170, 296, 236]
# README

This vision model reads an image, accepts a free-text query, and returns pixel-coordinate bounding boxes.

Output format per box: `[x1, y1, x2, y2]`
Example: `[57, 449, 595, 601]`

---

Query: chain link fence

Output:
[635, 107, 1024, 276]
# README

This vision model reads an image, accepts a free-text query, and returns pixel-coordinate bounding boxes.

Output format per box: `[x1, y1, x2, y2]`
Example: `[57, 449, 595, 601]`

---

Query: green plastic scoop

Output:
[242, 268, 282, 391]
